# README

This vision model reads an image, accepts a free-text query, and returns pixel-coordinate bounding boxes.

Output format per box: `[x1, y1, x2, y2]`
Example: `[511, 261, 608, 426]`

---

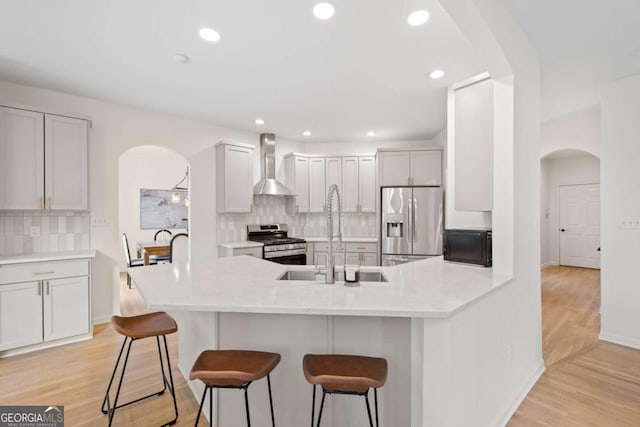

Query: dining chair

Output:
[122, 233, 156, 289]
[154, 229, 173, 242]
[169, 233, 189, 265]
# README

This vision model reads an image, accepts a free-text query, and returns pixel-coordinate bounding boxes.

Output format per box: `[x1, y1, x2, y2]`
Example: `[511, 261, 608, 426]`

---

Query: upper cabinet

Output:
[341, 157, 358, 213]
[0, 106, 89, 211]
[358, 156, 376, 213]
[309, 157, 326, 213]
[453, 78, 493, 211]
[284, 154, 310, 214]
[216, 141, 254, 213]
[378, 149, 442, 187]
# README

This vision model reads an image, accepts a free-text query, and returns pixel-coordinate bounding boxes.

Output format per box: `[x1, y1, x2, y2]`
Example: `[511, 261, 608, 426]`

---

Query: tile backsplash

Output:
[217, 197, 376, 242]
[0, 211, 91, 256]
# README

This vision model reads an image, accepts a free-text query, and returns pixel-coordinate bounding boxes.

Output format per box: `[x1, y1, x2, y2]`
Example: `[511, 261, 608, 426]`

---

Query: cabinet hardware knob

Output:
[38, 197, 43, 210]
[37, 281, 42, 296]
[46, 281, 50, 295]
[46, 197, 51, 209]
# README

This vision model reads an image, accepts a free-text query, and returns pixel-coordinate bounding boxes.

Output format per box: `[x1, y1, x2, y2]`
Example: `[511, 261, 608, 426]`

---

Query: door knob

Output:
[560, 228, 566, 232]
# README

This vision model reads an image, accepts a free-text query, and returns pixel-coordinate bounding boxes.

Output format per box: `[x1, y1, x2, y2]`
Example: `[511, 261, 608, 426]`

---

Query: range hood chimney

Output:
[253, 133, 294, 197]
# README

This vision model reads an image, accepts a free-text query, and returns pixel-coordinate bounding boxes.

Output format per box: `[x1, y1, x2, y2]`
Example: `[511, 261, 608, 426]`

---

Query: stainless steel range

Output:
[247, 224, 307, 265]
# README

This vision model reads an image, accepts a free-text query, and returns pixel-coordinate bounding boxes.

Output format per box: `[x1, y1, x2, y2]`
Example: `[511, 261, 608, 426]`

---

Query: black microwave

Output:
[443, 229, 492, 267]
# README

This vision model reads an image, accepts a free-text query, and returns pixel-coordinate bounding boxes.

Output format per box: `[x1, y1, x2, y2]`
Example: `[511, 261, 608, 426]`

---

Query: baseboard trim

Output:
[495, 361, 546, 427]
[599, 332, 640, 350]
[92, 315, 111, 325]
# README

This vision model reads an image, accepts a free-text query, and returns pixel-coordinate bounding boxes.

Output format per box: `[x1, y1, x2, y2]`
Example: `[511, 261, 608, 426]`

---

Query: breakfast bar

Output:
[128, 255, 514, 427]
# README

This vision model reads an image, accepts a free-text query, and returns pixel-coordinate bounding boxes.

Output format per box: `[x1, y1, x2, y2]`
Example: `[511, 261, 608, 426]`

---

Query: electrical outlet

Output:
[91, 216, 108, 227]
[30, 226, 40, 238]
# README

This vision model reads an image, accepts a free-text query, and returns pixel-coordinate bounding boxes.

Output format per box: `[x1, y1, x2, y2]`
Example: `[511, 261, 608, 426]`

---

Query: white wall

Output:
[541, 106, 600, 158]
[436, 0, 543, 425]
[600, 73, 640, 349]
[118, 146, 187, 268]
[540, 154, 600, 267]
[0, 80, 301, 323]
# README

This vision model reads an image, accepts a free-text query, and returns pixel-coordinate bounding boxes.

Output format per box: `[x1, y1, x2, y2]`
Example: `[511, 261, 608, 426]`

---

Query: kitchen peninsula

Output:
[128, 255, 514, 427]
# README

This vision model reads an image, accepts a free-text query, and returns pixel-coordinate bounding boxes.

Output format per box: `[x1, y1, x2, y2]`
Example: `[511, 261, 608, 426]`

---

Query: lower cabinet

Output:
[0, 259, 91, 353]
[312, 241, 378, 267]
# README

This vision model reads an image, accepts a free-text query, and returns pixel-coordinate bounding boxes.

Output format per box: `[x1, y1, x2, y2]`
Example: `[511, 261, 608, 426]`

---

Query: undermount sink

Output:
[276, 269, 388, 283]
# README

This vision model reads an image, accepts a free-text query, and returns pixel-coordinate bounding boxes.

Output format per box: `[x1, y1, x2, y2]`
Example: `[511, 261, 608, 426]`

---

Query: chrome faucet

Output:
[316, 184, 343, 284]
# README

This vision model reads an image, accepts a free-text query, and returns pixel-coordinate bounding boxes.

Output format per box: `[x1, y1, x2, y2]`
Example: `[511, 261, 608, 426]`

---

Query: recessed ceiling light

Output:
[407, 10, 430, 26]
[313, 3, 335, 20]
[303, 130, 312, 137]
[367, 131, 376, 137]
[429, 69, 445, 79]
[199, 28, 220, 42]
[172, 53, 190, 64]
[255, 118, 265, 125]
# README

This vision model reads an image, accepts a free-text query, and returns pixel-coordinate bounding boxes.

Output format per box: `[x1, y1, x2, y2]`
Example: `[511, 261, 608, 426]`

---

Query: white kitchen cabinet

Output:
[358, 156, 376, 213]
[43, 276, 90, 341]
[0, 107, 89, 211]
[314, 252, 345, 267]
[44, 115, 89, 210]
[309, 157, 326, 213]
[216, 141, 254, 213]
[454, 78, 493, 211]
[377, 149, 442, 187]
[342, 157, 359, 213]
[0, 258, 91, 354]
[284, 154, 310, 214]
[0, 281, 43, 351]
[326, 157, 342, 192]
[0, 107, 44, 210]
[344, 242, 378, 266]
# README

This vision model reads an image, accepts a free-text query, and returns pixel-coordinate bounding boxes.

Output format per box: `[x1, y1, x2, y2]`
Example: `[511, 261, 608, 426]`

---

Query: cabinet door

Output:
[0, 281, 43, 351]
[345, 252, 361, 266]
[309, 158, 326, 213]
[294, 156, 310, 213]
[326, 157, 342, 191]
[411, 151, 442, 186]
[358, 156, 376, 212]
[224, 145, 254, 213]
[342, 157, 358, 213]
[361, 253, 378, 266]
[43, 276, 90, 342]
[378, 152, 410, 186]
[314, 252, 327, 266]
[0, 107, 44, 210]
[44, 115, 89, 210]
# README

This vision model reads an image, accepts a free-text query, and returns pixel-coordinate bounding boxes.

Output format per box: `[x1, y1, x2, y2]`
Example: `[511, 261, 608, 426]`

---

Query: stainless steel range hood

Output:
[253, 133, 294, 197]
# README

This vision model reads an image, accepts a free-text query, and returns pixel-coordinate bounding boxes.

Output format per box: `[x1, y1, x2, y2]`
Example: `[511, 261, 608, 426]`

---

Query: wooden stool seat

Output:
[303, 354, 387, 393]
[111, 312, 177, 339]
[190, 350, 281, 387]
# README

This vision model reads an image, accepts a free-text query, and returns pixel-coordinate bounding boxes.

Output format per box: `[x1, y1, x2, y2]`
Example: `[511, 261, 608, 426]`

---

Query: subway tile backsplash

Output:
[0, 211, 91, 256]
[216, 197, 376, 242]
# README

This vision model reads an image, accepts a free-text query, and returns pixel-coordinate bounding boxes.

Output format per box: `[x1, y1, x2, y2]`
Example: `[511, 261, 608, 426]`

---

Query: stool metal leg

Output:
[194, 386, 208, 427]
[209, 386, 213, 427]
[267, 374, 276, 427]
[310, 385, 316, 427]
[160, 335, 179, 426]
[101, 336, 128, 415]
[374, 388, 379, 427]
[316, 389, 327, 427]
[244, 386, 251, 427]
[364, 389, 374, 427]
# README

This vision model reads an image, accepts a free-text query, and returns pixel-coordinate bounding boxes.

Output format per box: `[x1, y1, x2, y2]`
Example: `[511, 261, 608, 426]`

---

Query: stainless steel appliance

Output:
[444, 229, 492, 267]
[247, 224, 307, 265]
[381, 187, 443, 266]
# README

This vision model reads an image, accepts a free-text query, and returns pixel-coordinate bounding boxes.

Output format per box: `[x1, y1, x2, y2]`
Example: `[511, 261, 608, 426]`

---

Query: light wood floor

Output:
[509, 266, 640, 426]
[2, 268, 640, 426]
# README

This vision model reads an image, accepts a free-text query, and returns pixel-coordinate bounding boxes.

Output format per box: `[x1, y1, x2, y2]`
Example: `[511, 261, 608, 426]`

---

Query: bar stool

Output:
[303, 354, 388, 427]
[101, 312, 179, 426]
[190, 350, 281, 427]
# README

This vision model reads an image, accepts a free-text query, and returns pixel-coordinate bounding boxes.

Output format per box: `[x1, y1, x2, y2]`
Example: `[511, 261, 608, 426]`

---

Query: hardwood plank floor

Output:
[2, 268, 640, 426]
[509, 266, 640, 427]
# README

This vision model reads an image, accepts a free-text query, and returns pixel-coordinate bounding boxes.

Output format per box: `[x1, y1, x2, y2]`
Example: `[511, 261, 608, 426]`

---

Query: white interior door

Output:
[559, 184, 600, 269]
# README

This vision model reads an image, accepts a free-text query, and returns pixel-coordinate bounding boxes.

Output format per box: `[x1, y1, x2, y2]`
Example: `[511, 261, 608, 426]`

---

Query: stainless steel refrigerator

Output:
[381, 187, 443, 266]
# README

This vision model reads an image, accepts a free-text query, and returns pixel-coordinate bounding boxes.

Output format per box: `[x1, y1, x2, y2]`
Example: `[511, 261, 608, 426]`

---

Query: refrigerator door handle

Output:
[413, 197, 417, 242]
[407, 196, 412, 249]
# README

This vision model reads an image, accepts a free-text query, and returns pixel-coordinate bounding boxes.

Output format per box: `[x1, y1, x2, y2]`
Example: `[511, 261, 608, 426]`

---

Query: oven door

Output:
[267, 254, 307, 265]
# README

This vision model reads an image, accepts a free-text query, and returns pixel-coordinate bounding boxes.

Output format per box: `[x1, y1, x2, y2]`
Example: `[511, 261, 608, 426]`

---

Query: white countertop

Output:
[217, 241, 264, 249]
[128, 255, 512, 318]
[304, 237, 378, 243]
[0, 250, 96, 265]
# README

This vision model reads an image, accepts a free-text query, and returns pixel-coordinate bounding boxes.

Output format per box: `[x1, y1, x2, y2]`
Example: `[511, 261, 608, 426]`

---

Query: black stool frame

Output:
[194, 374, 275, 427]
[101, 334, 178, 426]
[310, 384, 379, 427]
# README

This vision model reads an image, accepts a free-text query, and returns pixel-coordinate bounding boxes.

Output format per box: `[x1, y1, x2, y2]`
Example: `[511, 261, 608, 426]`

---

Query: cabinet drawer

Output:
[0, 260, 89, 285]
[345, 242, 377, 253]
[314, 242, 345, 252]
[233, 247, 263, 258]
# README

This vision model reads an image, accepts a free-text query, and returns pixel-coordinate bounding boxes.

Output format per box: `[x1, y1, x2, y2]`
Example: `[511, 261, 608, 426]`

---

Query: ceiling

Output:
[503, 0, 640, 119]
[0, 0, 485, 142]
